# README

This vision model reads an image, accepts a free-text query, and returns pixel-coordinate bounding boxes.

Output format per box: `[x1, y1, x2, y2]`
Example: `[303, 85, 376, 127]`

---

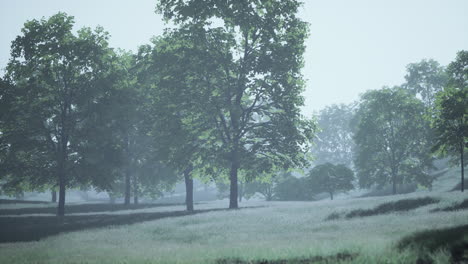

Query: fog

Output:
[0, 1, 467, 263]
[1, 0, 467, 115]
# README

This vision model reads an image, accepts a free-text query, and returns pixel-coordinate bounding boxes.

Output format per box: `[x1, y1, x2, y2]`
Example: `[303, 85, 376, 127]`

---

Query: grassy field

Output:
[0, 189, 467, 264]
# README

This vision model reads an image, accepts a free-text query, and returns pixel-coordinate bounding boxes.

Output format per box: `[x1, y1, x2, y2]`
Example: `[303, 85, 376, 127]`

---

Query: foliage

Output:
[353, 87, 434, 194]
[431, 50, 468, 191]
[243, 179, 275, 201]
[311, 104, 355, 168]
[273, 172, 313, 201]
[404, 59, 448, 109]
[102, 50, 178, 203]
[0, 13, 116, 215]
[307, 163, 354, 200]
[155, 0, 316, 208]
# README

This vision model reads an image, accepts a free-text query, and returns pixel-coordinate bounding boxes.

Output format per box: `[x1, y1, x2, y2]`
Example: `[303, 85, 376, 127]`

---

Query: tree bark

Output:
[229, 156, 239, 209]
[57, 146, 67, 217]
[391, 166, 397, 195]
[57, 166, 66, 216]
[184, 165, 194, 211]
[124, 168, 131, 205]
[51, 190, 57, 203]
[133, 174, 138, 204]
[238, 181, 243, 203]
[461, 141, 465, 192]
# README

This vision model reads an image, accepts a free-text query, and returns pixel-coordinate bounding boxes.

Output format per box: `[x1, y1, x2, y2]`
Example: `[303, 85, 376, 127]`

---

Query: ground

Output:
[0, 168, 467, 264]
[0, 190, 467, 264]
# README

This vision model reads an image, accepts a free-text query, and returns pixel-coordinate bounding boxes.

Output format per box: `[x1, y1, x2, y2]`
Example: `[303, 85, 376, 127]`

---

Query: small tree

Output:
[273, 172, 312, 201]
[431, 51, 467, 192]
[307, 163, 354, 200]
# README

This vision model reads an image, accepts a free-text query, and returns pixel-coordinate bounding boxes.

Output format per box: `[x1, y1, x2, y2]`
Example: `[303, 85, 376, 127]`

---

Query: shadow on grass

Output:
[0, 202, 183, 216]
[397, 224, 468, 263]
[0, 199, 51, 205]
[216, 252, 357, 264]
[325, 197, 439, 221]
[450, 181, 468, 192]
[0, 206, 263, 243]
[431, 198, 468, 213]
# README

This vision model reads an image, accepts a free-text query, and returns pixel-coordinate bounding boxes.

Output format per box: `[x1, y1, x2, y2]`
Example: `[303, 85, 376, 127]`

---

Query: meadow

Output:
[0, 187, 467, 264]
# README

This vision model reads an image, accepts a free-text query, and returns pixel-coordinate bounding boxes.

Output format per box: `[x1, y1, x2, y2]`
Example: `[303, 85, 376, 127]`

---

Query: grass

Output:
[0, 192, 466, 263]
[431, 198, 468, 212]
[0, 199, 50, 204]
[0, 202, 182, 215]
[397, 224, 468, 263]
[325, 197, 439, 220]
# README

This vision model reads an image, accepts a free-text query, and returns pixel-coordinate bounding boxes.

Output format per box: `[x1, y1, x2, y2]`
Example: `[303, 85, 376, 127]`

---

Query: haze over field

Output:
[1, 0, 467, 115]
[0, 1, 467, 263]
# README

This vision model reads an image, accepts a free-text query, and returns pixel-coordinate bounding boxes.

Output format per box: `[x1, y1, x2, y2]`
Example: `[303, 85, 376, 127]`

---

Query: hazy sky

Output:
[1, 0, 467, 116]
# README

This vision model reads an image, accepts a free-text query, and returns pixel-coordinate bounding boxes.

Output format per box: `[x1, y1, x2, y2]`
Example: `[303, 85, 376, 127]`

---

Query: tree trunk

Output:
[391, 167, 397, 195]
[229, 157, 239, 209]
[238, 181, 243, 203]
[330, 192, 334, 200]
[461, 141, 465, 192]
[124, 168, 131, 205]
[51, 190, 57, 203]
[184, 166, 194, 211]
[133, 174, 139, 204]
[57, 169, 66, 217]
[57, 149, 67, 217]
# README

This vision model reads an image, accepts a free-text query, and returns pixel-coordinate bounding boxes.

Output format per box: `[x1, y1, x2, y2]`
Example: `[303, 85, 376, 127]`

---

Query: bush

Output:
[274, 176, 313, 201]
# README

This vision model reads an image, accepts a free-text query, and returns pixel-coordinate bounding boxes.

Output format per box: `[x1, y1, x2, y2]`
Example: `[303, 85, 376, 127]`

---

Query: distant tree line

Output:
[308, 54, 467, 196]
[244, 53, 466, 201]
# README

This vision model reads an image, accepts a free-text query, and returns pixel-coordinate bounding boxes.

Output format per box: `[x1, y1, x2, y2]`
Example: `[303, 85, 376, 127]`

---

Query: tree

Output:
[97, 49, 179, 205]
[307, 163, 354, 200]
[404, 59, 448, 110]
[273, 172, 312, 201]
[431, 51, 468, 192]
[1, 13, 115, 216]
[353, 87, 434, 195]
[311, 104, 356, 168]
[156, 0, 315, 209]
[135, 35, 218, 211]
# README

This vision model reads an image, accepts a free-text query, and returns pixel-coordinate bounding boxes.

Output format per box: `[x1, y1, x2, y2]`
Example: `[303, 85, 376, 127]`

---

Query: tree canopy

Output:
[431, 51, 468, 192]
[155, 0, 316, 208]
[353, 87, 434, 194]
[0, 13, 117, 215]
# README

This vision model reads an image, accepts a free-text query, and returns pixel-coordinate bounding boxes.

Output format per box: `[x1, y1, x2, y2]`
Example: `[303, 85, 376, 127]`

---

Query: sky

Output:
[1, 0, 467, 117]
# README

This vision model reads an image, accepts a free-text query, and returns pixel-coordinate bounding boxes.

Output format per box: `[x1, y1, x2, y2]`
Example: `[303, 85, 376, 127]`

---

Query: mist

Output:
[0, 1, 467, 263]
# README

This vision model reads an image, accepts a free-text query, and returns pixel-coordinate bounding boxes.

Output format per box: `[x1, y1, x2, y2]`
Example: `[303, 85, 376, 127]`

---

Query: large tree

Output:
[431, 51, 468, 192]
[156, 0, 315, 208]
[353, 87, 434, 194]
[0, 13, 115, 216]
